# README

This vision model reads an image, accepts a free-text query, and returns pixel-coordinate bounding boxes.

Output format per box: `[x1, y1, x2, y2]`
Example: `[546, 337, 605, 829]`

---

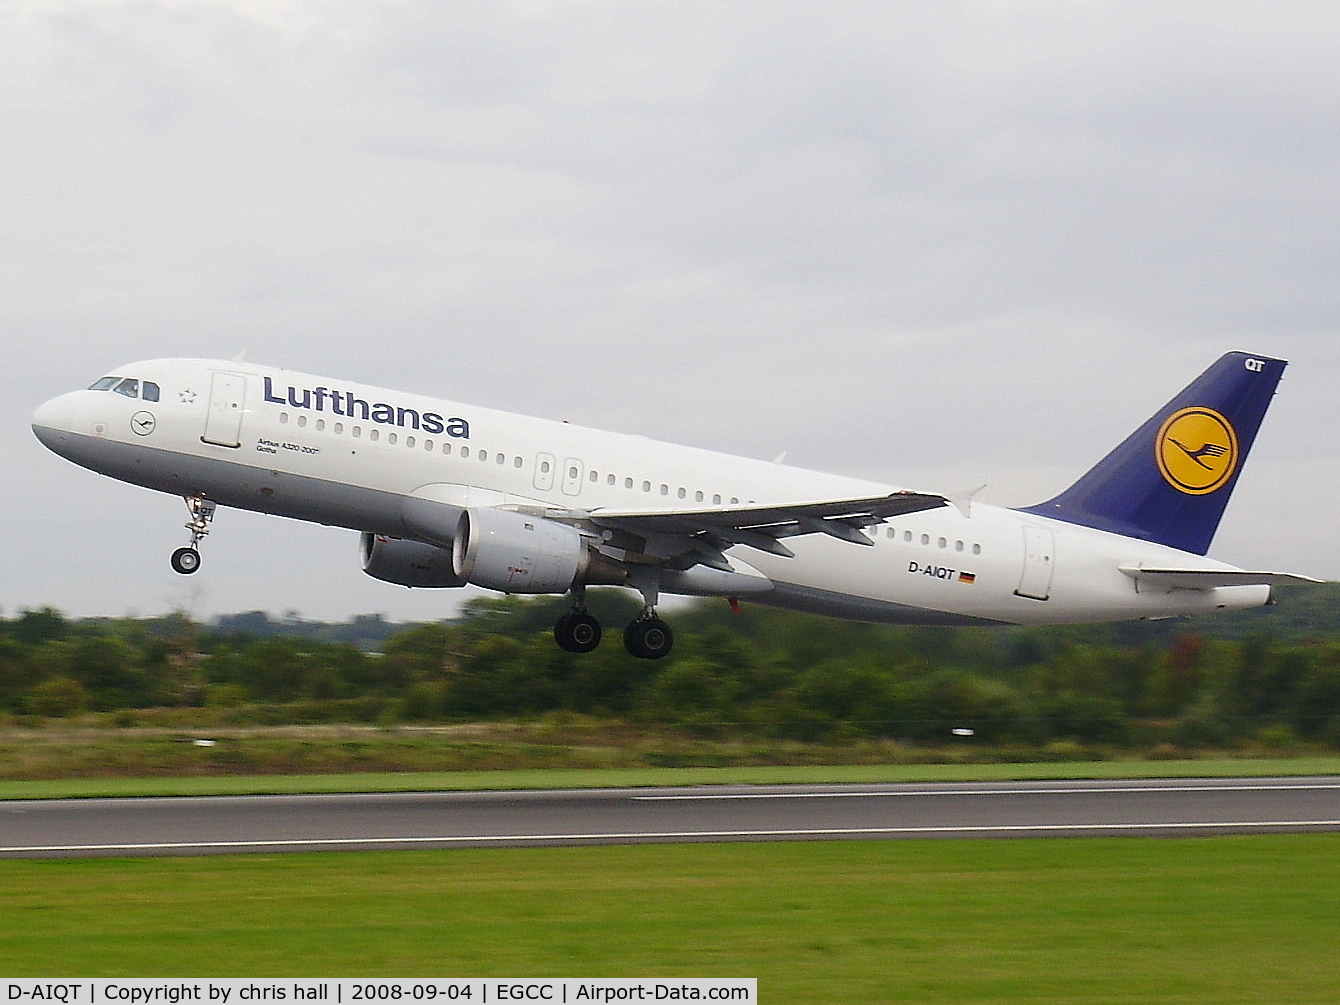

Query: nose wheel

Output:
[171, 494, 216, 575]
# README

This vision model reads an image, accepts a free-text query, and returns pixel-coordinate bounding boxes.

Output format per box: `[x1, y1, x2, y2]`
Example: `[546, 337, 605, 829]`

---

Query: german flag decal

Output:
[958, 571, 976, 584]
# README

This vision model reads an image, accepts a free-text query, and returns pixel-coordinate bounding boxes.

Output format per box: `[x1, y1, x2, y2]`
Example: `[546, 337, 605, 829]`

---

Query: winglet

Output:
[946, 485, 987, 518]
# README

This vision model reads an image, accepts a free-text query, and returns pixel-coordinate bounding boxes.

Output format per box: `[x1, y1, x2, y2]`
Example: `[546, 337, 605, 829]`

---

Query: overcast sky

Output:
[3, 0, 1337, 622]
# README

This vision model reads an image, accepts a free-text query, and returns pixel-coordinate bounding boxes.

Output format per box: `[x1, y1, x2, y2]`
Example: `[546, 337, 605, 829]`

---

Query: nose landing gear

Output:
[170, 547, 201, 575]
[171, 494, 216, 575]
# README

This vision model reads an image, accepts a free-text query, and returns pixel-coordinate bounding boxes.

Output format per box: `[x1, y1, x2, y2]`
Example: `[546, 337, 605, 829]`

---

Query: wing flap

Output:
[515, 491, 947, 567]
[590, 491, 946, 535]
[589, 491, 946, 557]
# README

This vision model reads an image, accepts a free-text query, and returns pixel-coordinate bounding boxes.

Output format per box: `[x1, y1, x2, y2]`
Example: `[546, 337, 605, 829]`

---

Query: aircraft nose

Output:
[31, 393, 76, 446]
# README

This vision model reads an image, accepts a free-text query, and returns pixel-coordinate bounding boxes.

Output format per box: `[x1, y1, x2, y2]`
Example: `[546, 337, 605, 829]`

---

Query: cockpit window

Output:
[88, 376, 159, 399]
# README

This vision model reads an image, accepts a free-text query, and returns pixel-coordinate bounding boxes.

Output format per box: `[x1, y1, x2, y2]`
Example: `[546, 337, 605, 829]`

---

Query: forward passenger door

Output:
[202, 371, 247, 448]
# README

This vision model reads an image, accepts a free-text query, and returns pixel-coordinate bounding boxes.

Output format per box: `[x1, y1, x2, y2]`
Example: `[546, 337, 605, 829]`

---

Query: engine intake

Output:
[361, 532, 465, 588]
[452, 508, 585, 593]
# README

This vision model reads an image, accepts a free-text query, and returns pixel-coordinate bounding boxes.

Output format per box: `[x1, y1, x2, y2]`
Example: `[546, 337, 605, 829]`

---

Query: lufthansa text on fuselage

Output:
[263, 377, 469, 438]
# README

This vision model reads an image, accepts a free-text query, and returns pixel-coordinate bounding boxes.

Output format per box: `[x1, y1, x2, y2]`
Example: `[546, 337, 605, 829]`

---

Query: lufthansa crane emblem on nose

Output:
[1156, 406, 1238, 494]
[131, 410, 157, 436]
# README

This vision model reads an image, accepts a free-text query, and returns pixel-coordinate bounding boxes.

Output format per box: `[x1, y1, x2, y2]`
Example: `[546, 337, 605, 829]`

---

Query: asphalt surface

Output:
[2, 777, 1339, 857]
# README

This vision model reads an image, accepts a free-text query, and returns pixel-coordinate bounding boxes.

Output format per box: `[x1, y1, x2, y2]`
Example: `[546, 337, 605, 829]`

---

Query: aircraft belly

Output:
[737, 530, 1009, 625]
[49, 432, 409, 536]
[751, 581, 1010, 626]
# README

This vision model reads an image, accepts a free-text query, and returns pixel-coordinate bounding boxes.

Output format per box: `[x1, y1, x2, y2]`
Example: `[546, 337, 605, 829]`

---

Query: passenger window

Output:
[607, 474, 615, 485]
[955, 540, 964, 552]
[886, 528, 894, 539]
[142, 382, 160, 402]
[590, 470, 599, 482]
[938, 537, 947, 549]
[514, 456, 523, 468]
[335, 423, 344, 435]
[972, 543, 981, 555]
[625, 477, 633, 489]
[423, 439, 432, 450]
[113, 378, 139, 398]
[677, 487, 686, 499]
[920, 534, 929, 545]
[904, 530, 912, 542]
[387, 432, 397, 444]
[695, 490, 703, 502]
[569, 466, 579, 479]
[643, 481, 651, 492]
[298, 415, 308, 428]
[352, 426, 361, 438]
[660, 484, 669, 495]
[370, 428, 379, 442]
[497, 453, 505, 464]
[730, 497, 738, 504]
[540, 459, 549, 473]
[89, 377, 120, 391]
[460, 446, 468, 457]
[280, 413, 289, 425]
[442, 442, 451, 454]
[405, 435, 414, 447]
[316, 419, 326, 432]
[479, 450, 487, 461]
[712, 494, 721, 504]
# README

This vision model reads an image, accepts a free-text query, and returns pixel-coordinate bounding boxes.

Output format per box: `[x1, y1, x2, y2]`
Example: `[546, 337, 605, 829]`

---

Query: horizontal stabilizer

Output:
[1119, 567, 1323, 591]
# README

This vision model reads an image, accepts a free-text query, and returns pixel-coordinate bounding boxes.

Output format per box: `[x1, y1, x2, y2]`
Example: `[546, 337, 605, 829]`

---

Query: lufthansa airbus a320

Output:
[32, 352, 1316, 659]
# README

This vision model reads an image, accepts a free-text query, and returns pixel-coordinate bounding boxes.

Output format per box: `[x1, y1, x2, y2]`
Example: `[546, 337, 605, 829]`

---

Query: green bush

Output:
[24, 676, 89, 718]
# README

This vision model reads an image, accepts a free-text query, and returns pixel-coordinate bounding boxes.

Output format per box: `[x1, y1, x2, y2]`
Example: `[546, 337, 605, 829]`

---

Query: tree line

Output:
[3, 586, 1340, 748]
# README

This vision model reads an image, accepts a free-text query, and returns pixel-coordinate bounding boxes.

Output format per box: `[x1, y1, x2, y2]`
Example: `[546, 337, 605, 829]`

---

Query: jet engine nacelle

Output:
[361, 532, 466, 588]
[452, 507, 585, 593]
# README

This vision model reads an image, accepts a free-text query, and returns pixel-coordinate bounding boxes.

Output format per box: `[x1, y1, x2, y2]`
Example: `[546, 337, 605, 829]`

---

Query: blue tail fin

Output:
[1021, 352, 1286, 555]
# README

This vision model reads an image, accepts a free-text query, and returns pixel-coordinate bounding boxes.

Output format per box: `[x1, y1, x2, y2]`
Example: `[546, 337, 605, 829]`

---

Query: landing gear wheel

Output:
[624, 616, 674, 660]
[170, 547, 201, 575]
[554, 611, 602, 653]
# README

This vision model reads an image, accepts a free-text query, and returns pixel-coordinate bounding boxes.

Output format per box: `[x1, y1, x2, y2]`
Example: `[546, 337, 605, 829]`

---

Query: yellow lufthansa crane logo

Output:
[1156, 406, 1239, 494]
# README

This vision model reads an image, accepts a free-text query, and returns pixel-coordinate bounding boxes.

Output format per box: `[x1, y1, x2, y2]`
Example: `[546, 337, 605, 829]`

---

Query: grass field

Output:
[1, 836, 1337, 1002]
[1, 755, 1338, 800]
[4, 718, 1337, 791]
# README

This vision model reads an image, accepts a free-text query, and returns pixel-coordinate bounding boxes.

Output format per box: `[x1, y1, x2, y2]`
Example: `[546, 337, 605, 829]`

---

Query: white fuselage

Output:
[31, 358, 1269, 626]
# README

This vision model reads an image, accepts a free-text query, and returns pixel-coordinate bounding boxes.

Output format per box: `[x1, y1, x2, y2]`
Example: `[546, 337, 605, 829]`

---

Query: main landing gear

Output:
[554, 609, 602, 653]
[553, 589, 675, 660]
[170, 494, 216, 575]
[624, 612, 674, 660]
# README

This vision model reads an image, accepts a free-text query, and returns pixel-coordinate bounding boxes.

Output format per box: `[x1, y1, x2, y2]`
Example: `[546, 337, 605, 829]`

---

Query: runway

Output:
[3, 777, 1339, 857]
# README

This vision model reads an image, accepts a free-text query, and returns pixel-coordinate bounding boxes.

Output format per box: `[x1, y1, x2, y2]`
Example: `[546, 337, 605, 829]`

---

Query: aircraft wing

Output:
[1118, 567, 1324, 591]
[529, 491, 947, 567]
